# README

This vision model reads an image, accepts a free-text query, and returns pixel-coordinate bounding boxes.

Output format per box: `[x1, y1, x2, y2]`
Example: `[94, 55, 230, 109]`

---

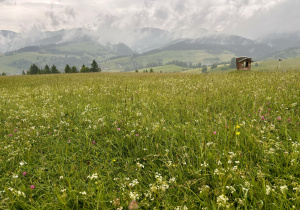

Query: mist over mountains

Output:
[1, 27, 299, 57]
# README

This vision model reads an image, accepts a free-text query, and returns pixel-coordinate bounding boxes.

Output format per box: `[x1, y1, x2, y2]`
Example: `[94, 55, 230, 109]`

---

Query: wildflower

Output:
[68, 140, 71, 143]
[236, 132, 240, 135]
[201, 161, 208, 167]
[12, 174, 18, 178]
[136, 162, 144, 168]
[92, 141, 96, 144]
[9, 134, 13, 137]
[113, 159, 116, 162]
[293, 186, 300, 192]
[213, 131, 217, 135]
[59, 176, 64, 179]
[226, 186, 236, 194]
[261, 116, 265, 121]
[169, 177, 176, 183]
[117, 128, 121, 131]
[129, 179, 139, 187]
[277, 116, 281, 121]
[280, 185, 288, 193]
[129, 191, 139, 200]
[236, 125, 240, 129]
[87, 173, 98, 180]
[79, 191, 86, 195]
[217, 194, 229, 207]
[135, 134, 139, 136]
[14, 129, 18, 132]
[19, 161, 27, 166]
[30, 185, 35, 189]
[23, 172, 27, 176]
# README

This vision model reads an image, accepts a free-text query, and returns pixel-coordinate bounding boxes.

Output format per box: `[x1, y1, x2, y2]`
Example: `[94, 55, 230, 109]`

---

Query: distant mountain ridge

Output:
[2, 27, 297, 56]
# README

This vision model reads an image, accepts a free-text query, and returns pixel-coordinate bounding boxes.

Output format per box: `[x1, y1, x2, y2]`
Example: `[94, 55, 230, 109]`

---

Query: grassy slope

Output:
[104, 50, 235, 72]
[135, 65, 192, 73]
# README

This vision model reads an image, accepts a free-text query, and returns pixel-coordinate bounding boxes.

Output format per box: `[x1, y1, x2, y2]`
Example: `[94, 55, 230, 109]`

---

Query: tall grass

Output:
[0, 71, 299, 209]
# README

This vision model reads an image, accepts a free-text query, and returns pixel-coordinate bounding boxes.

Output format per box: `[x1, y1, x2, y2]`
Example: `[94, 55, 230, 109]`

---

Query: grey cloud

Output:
[45, 10, 60, 26]
[0, 0, 15, 5]
[154, 8, 169, 20]
[65, 7, 75, 18]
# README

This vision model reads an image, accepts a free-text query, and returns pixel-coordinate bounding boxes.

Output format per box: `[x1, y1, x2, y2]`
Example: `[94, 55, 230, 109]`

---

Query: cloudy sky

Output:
[0, 0, 298, 38]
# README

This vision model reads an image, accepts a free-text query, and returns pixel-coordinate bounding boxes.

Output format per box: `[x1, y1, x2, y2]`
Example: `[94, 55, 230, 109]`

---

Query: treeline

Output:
[165, 60, 202, 68]
[26, 60, 101, 75]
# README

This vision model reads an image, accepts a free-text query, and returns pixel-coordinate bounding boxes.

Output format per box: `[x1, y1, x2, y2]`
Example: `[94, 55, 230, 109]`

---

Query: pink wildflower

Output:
[92, 141, 96, 144]
[277, 116, 281, 121]
[68, 140, 71, 143]
[261, 116, 265, 121]
[117, 128, 121, 131]
[213, 131, 217, 135]
[14, 129, 18, 132]
[23, 172, 27, 176]
[9, 134, 12, 137]
[135, 134, 139, 136]
[30, 185, 35, 189]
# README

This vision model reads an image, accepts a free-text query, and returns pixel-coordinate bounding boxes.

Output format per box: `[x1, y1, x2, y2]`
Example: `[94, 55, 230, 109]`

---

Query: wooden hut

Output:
[236, 57, 252, 70]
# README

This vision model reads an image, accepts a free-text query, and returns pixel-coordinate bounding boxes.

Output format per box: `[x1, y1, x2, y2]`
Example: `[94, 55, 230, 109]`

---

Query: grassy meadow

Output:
[0, 71, 299, 209]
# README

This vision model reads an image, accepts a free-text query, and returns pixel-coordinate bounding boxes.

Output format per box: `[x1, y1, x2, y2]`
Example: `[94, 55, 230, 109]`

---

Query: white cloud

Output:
[0, 0, 296, 39]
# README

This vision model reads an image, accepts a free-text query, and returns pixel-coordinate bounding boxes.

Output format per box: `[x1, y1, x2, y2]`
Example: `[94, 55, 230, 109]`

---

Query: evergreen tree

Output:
[2, 72, 6, 76]
[150, 68, 154, 73]
[51, 65, 60, 74]
[71, 66, 78, 73]
[90, 60, 100, 72]
[44, 65, 51, 74]
[29, 64, 39, 75]
[64, 64, 72, 73]
[22, 70, 26, 75]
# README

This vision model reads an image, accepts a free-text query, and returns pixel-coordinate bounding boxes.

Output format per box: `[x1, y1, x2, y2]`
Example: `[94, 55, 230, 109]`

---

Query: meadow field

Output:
[0, 71, 299, 209]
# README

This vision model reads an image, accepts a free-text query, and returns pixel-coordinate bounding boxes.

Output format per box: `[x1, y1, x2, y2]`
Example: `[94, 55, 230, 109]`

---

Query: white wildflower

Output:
[12, 174, 18, 179]
[280, 185, 288, 193]
[19, 161, 27, 166]
[226, 186, 236, 194]
[266, 185, 271, 195]
[129, 179, 139, 187]
[87, 173, 98, 180]
[136, 162, 144, 168]
[129, 191, 139, 200]
[79, 191, 86, 195]
[169, 177, 176, 183]
[217, 194, 229, 207]
[201, 161, 208, 167]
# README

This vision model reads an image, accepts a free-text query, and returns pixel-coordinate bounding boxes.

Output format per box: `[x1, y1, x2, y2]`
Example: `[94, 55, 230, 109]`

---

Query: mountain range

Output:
[1, 28, 300, 73]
